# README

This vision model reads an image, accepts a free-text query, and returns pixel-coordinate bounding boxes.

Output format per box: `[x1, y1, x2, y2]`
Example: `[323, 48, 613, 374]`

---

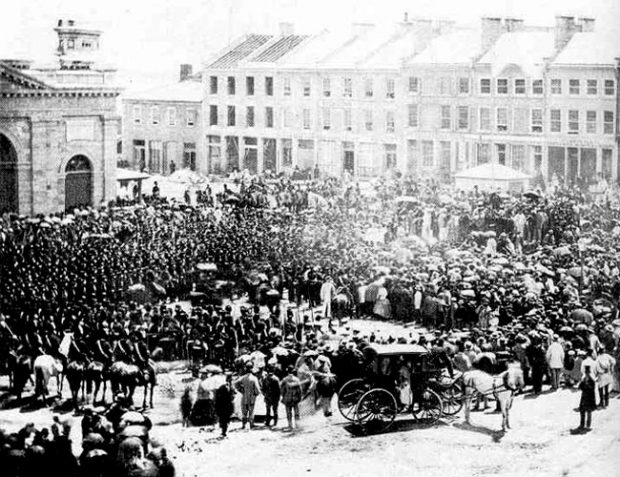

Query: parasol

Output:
[196, 263, 217, 272]
[460, 289, 476, 298]
[523, 190, 541, 200]
[303, 350, 318, 357]
[200, 364, 223, 374]
[568, 266, 585, 278]
[569, 309, 593, 324]
[394, 196, 418, 203]
[553, 246, 571, 257]
[266, 289, 281, 297]
[271, 346, 290, 357]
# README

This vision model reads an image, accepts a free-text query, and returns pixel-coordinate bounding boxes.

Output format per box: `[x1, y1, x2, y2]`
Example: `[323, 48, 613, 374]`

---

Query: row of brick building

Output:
[124, 15, 620, 186]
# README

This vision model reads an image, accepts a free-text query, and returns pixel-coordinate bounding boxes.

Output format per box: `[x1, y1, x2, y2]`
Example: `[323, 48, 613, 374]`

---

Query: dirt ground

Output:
[1, 319, 619, 477]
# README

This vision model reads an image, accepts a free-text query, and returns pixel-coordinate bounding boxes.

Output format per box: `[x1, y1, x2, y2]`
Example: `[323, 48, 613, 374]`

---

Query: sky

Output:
[1, 0, 618, 91]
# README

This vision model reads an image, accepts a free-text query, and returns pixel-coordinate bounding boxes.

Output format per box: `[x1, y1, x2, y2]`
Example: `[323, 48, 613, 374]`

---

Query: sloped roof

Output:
[124, 80, 202, 102]
[0, 62, 50, 90]
[208, 34, 273, 69]
[250, 35, 309, 63]
[454, 163, 531, 180]
[360, 29, 420, 69]
[553, 32, 620, 66]
[319, 25, 396, 68]
[409, 28, 480, 65]
[477, 31, 555, 77]
[276, 29, 352, 68]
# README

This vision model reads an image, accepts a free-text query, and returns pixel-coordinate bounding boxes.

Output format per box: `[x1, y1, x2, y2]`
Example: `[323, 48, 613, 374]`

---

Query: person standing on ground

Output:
[576, 365, 596, 433]
[280, 365, 303, 430]
[234, 365, 261, 429]
[546, 334, 565, 391]
[595, 347, 616, 408]
[214, 373, 235, 438]
[261, 367, 281, 427]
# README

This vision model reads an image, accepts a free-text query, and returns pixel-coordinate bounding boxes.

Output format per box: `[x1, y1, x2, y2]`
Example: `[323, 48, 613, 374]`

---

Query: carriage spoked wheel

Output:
[354, 389, 398, 432]
[411, 388, 443, 425]
[337, 379, 369, 421]
[439, 381, 464, 416]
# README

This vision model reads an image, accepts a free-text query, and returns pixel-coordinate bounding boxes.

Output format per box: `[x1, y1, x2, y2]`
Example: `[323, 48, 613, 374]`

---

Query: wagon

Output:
[337, 344, 461, 432]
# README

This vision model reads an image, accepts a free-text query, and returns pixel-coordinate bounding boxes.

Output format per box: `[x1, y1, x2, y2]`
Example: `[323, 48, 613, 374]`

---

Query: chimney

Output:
[504, 18, 524, 32]
[481, 17, 503, 51]
[351, 22, 374, 36]
[279, 22, 294, 36]
[180, 64, 193, 81]
[554, 15, 578, 51]
[579, 17, 595, 33]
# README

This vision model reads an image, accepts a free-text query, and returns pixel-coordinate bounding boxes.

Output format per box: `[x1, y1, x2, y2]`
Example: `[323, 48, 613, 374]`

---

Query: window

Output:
[604, 111, 614, 134]
[440, 141, 451, 166]
[265, 76, 273, 96]
[282, 108, 292, 128]
[209, 105, 218, 126]
[302, 109, 311, 129]
[364, 78, 373, 98]
[133, 105, 142, 124]
[531, 109, 543, 133]
[479, 107, 490, 131]
[497, 78, 508, 94]
[302, 77, 311, 97]
[496, 108, 508, 131]
[322, 108, 331, 130]
[514, 108, 528, 133]
[150, 106, 160, 125]
[480, 78, 491, 94]
[183, 142, 196, 171]
[422, 141, 434, 167]
[246, 76, 255, 95]
[551, 79, 561, 94]
[496, 144, 506, 164]
[386, 78, 395, 99]
[227, 76, 236, 95]
[440, 106, 451, 129]
[385, 144, 397, 169]
[227, 105, 235, 126]
[207, 135, 221, 173]
[568, 110, 579, 134]
[364, 110, 373, 131]
[409, 77, 420, 94]
[587, 79, 597, 95]
[265, 107, 274, 128]
[67, 39, 74, 49]
[514, 79, 526, 94]
[343, 108, 352, 131]
[246, 106, 255, 127]
[283, 77, 291, 96]
[511, 145, 525, 170]
[477, 143, 490, 164]
[458, 106, 469, 130]
[133, 140, 145, 169]
[166, 107, 176, 126]
[458, 77, 469, 94]
[408, 104, 418, 128]
[550, 109, 561, 132]
[386, 111, 395, 133]
[186, 108, 196, 127]
[569, 79, 580, 95]
[586, 111, 597, 133]
[532, 79, 543, 95]
[604, 79, 615, 95]
[439, 77, 451, 95]
[148, 141, 162, 172]
[533, 145, 543, 171]
[343, 78, 352, 98]
[209, 76, 218, 94]
[602, 149, 613, 178]
[323, 78, 331, 97]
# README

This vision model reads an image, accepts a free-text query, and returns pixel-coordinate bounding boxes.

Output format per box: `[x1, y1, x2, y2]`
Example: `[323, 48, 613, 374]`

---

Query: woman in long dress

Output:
[373, 286, 392, 320]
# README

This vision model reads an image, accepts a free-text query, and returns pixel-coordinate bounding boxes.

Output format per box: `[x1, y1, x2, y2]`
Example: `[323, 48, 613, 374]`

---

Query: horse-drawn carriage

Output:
[337, 344, 463, 432]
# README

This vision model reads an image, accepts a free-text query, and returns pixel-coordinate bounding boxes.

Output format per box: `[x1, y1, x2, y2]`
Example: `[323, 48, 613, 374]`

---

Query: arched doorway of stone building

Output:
[65, 154, 92, 211]
[0, 134, 19, 214]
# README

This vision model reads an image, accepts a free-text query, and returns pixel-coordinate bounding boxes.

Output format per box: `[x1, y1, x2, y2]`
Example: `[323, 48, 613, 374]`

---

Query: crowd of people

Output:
[1, 169, 620, 473]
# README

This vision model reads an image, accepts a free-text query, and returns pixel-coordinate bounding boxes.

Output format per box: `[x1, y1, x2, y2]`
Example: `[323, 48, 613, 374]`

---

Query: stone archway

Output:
[65, 154, 92, 211]
[0, 133, 19, 214]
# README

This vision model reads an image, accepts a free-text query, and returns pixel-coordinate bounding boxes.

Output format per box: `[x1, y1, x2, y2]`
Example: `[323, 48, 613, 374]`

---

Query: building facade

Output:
[121, 66, 203, 175]
[0, 19, 121, 214]
[201, 16, 619, 185]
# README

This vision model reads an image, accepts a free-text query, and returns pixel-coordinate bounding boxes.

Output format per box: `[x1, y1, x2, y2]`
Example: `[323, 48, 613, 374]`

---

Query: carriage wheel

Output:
[354, 389, 398, 432]
[337, 379, 369, 421]
[439, 382, 464, 416]
[411, 388, 443, 425]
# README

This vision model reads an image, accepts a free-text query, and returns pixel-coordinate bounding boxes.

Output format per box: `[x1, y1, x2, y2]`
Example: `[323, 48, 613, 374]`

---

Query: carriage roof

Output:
[365, 344, 429, 357]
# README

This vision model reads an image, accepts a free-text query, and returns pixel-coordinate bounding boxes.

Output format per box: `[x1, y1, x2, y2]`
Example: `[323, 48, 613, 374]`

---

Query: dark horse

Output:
[65, 361, 85, 410]
[108, 361, 156, 409]
[9, 352, 33, 400]
[331, 287, 354, 327]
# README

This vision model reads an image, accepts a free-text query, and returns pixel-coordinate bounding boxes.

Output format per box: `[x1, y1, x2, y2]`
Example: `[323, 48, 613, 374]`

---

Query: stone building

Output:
[121, 66, 202, 174]
[0, 19, 121, 215]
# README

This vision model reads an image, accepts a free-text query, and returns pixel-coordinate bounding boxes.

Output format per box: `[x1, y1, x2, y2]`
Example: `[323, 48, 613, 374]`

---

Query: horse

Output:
[462, 362, 524, 432]
[9, 352, 33, 399]
[85, 360, 107, 404]
[108, 361, 156, 409]
[331, 287, 354, 327]
[33, 354, 64, 403]
[65, 360, 85, 409]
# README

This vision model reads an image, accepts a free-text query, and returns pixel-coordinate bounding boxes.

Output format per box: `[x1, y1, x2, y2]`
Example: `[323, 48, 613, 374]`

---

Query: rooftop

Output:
[123, 80, 202, 102]
[408, 28, 480, 65]
[207, 34, 273, 69]
[552, 31, 620, 66]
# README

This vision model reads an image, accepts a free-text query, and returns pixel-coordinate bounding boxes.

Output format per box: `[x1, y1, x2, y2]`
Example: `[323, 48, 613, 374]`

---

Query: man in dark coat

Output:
[214, 373, 235, 438]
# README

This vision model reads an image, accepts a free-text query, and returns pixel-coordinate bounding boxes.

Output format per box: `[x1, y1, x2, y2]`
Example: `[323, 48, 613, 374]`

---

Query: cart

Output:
[337, 344, 455, 432]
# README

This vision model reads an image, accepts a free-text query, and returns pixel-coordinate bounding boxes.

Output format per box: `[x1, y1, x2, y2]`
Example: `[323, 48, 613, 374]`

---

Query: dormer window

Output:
[67, 39, 75, 49]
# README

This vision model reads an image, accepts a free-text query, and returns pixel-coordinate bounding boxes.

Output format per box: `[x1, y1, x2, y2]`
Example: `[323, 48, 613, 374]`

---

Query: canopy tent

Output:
[454, 163, 531, 192]
[116, 168, 151, 199]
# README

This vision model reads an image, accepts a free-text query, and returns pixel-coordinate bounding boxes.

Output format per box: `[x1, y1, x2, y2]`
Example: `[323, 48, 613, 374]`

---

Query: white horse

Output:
[33, 354, 64, 402]
[462, 362, 524, 432]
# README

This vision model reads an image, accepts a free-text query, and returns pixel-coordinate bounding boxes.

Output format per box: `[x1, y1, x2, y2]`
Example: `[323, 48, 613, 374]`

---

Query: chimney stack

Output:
[554, 15, 579, 51]
[481, 17, 503, 51]
[279, 22, 294, 36]
[504, 18, 524, 32]
[579, 17, 595, 33]
[180, 64, 193, 81]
